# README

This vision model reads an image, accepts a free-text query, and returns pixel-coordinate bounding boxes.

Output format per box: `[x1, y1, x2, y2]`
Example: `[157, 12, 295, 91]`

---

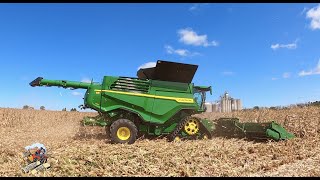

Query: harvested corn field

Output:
[0, 107, 319, 177]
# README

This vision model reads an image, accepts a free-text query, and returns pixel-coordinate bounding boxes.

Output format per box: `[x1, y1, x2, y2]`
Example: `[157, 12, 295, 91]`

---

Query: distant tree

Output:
[22, 105, 34, 110]
[40, 106, 45, 110]
[309, 101, 320, 107]
[296, 103, 305, 108]
[253, 106, 260, 110]
[269, 106, 277, 110]
[70, 108, 77, 112]
[62, 108, 67, 111]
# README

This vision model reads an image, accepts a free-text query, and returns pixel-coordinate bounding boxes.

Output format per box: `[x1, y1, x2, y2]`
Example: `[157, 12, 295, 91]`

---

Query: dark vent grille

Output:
[110, 77, 150, 93]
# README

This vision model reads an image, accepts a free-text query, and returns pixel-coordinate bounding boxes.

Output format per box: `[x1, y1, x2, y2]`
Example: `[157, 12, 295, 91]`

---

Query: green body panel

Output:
[76, 84, 102, 112]
[200, 119, 215, 133]
[30, 76, 204, 136]
[98, 76, 198, 124]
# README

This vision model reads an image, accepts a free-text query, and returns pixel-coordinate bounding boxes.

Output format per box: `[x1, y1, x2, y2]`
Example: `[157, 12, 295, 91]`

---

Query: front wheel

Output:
[110, 119, 138, 144]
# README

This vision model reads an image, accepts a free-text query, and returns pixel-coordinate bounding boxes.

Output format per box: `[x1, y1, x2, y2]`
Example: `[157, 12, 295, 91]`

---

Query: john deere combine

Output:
[30, 60, 294, 144]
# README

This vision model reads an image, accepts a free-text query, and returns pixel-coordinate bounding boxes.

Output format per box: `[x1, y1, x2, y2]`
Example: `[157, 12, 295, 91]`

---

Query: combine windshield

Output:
[193, 86, 211, 111]
[193, 89, 205, 110]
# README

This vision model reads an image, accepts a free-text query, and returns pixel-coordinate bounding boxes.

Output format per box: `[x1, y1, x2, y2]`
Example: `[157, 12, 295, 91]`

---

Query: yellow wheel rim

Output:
[184, 118, 200, 135]
[117, 127, 131, 141]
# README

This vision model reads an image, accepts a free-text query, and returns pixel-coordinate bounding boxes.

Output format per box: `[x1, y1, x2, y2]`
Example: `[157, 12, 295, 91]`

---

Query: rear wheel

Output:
[110, 119, 138, 144]
[183, 117, 200, 136]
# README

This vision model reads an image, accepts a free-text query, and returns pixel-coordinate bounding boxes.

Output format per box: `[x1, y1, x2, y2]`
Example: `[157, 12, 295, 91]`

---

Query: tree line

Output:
[249, 101, 320, 110]
[22, 105, 78, 111]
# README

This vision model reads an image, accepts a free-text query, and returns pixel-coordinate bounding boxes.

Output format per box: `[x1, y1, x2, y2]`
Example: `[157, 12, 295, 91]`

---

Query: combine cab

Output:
[30, 60, 294, 144]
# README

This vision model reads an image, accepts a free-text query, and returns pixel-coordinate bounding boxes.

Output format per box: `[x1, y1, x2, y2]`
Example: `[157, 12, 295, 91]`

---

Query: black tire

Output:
[110, 119, 138, 144]
[167, 116, 189, 142]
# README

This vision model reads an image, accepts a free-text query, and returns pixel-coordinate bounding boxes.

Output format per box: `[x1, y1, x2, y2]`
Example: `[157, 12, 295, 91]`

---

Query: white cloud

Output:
[71, 92, 82, 96]
[177, 28, 219, 47]
[271, 40, 298, 50]
[137, 62, 156, 70]
[222, 71, 234, 76]
[81, 78, 91, 83]
[165, 45, 188, 56]
[298, 59, 320, 76]
[189, 3, 209, 12]
[165, 45, 200, 57]
[271, 77, 278, 81]
[282, 72, 291, 79]
[306, 4, 320, 30]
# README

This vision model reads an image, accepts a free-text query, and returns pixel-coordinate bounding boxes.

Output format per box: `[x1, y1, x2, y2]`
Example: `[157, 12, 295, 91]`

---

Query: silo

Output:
[205, 102, 212, 112]
[212, 102, 219, 112]
[212, 103, 216, 112]
[225, 98, 229, 112]
[236, 99, 242, 110]
[221, 96, 225, 112]
[216, 102, 221, 112]
[225, 98, 228, 112]
[225, 91, 229, 99]
[228, 98, 232, 112]
[231, 98, 235, 111]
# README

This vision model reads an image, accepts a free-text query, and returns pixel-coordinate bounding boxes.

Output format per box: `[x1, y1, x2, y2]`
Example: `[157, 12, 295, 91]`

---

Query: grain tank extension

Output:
[30, 60, 294, 144]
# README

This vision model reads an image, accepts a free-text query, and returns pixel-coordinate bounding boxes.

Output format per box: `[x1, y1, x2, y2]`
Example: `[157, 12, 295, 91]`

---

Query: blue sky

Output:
[0, 3, 320, 110]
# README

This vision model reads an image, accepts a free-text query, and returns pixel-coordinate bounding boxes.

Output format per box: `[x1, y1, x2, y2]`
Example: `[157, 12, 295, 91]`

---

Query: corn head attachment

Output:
[213, 118, 295, 141]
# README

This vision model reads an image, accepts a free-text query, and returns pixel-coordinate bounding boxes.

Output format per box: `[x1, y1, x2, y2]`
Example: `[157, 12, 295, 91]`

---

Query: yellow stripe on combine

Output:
[94, 89, 194, 103]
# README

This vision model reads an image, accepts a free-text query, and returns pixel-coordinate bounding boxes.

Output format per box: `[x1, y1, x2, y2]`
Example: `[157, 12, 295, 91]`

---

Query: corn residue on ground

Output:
[0, 107, 319, 177]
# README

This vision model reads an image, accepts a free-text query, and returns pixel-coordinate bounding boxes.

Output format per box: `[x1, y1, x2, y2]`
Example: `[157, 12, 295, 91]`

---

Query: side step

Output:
[214, 118, 295, 141]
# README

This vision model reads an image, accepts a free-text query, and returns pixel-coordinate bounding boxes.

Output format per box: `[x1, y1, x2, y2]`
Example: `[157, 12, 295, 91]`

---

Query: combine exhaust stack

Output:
[214, 118, 295, 141]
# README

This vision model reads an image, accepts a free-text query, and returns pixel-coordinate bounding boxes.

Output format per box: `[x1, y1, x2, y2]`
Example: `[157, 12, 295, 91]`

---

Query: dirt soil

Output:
[0, 107, 319, 177]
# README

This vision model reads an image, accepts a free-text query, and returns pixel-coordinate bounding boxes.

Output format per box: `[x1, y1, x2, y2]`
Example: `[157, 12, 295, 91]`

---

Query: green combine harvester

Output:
[30, 60, 294, 144]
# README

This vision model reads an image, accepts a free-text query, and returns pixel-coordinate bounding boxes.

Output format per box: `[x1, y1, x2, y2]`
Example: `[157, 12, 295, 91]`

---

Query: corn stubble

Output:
[0, 107, 319, 177]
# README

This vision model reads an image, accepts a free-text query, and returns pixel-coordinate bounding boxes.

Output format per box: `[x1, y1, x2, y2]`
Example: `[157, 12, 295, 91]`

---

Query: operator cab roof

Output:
[137, 60, 198, 83]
